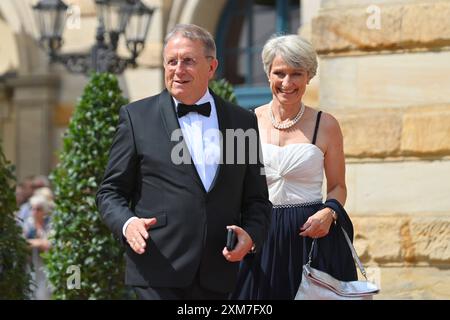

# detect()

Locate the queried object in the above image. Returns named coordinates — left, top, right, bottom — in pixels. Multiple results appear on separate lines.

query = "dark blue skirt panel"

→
left=232, top=203, right=357, bottom=300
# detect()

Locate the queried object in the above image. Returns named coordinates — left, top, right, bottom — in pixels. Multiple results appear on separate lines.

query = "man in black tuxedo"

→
left=96, top=24, right=271, bottom=300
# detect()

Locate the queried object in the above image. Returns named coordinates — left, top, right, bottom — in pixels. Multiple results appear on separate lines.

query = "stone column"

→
left=312, top=0, right=450, bottom=299
left=0, top=83, right=7, bottom=132
left=0, top=81, right=16, bottom=164
left=7, top=74, right=59, bottom=181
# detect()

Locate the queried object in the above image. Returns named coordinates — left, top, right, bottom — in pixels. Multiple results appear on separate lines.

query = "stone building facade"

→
left=314, top=0, right=450, bottom=299
left=0, top=0, right=449, bottom=299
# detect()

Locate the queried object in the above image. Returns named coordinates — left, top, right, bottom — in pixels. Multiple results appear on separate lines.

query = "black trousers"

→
left=134, top=271, right=229, bottom=300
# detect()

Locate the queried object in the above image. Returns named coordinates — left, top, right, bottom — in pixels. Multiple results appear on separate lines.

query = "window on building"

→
left=216, top=0, right=301, bottom=109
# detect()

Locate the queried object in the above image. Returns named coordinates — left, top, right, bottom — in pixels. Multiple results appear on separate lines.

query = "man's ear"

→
left=209, top=58, right=219, bottom=79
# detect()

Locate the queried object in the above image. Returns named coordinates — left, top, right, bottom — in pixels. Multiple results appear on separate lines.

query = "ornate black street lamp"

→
left=32, top=0, right=154, bottom=74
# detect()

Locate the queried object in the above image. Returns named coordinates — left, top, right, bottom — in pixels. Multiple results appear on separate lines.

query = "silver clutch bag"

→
left=295, top=227, right=379, bottom=300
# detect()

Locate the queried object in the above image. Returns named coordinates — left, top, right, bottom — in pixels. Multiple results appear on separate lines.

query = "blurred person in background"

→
left=16, top=175, right=51, bottom=226
left=24, top=194, right=53, bottom=299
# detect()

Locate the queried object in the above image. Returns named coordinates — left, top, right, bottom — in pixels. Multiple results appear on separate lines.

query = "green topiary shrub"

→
left=209, top=78, right=237, bottom=104
left=0, top=141, right=32, bottom=299
left=44, top=73, right=128, bottom=299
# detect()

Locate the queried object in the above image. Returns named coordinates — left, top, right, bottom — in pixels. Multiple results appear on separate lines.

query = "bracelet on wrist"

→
left=327, top=208, right=337, bottom=222
left=324, top=199, right=341, bottom=222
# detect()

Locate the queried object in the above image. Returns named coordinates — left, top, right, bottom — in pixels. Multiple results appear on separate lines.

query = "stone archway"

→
left=0, top=11, right=20, bottom=166
left=167, top=0, right=228, bottom=37
left=0, top=1, right=59, bottom=181
left=0, top=0, right=47, bottom=75
left=0, top=18, right=19, bottom=75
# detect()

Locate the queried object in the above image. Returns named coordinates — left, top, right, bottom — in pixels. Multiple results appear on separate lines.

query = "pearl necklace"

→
left=269, top=102, right=305, bottom=130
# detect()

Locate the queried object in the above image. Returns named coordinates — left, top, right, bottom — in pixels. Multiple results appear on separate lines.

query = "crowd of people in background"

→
left=15, top=175, right=54, bottom=300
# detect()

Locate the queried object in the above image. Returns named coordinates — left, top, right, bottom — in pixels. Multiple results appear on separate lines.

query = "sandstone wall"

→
left=313, top=0, right=450, bottom=299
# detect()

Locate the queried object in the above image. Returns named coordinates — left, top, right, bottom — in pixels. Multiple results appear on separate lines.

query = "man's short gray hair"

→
left=262, top=34, right=318, bottom=81
left=164, top=24, right=216, bottom=58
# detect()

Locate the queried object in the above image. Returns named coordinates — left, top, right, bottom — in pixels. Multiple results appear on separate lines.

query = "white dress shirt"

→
left=122, top=89, right=221, bottom=236
left=173, top=89, right=220, bottom=192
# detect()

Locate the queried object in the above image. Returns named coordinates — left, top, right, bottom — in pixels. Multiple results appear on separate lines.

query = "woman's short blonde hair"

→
left=29, top=195, right=52, bottom=214
left=262, top=34, right=318, bottom=81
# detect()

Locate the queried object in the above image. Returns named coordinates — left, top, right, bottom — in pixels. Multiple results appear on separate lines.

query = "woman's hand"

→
left=299, top=208, right=336, bottom=238
left=28, top=238, right=51, bottom=251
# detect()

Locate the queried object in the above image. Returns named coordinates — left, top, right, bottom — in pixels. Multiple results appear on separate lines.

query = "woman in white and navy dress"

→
left=232, top=35, right=357, bottom=300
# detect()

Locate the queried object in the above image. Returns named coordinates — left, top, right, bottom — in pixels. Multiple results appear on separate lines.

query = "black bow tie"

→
left=177, top=102, right=211, bottom=118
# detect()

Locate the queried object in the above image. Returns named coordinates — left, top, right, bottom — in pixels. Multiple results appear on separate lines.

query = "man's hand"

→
left=222, top=225, right=254, bottom=262
left=125, top=218, right=157, bottom=254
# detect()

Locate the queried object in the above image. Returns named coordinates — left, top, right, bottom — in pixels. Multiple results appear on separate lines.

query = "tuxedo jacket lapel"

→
left=159, top=89, right=180, bottom=141
left=158, top=90, right=205, bottom=192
